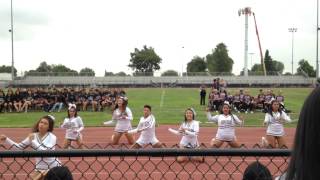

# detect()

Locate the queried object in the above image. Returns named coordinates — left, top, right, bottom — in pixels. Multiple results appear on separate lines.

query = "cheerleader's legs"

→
left=124, top=132, right=134, bottom=145
left=63, top=139, right=72, bottom=149
left=275, top=136, right=287, bottom=148
left=75, top=137, right=84, bottom=149
left=177, top=145, right=188, bottom=163
left=210, top=138, right=223, bottom=148
left=266, top=135, right=276, bottom=148
left=228, top=141, right=241, bottom=148
left=111, top=132, right=123, bottom=145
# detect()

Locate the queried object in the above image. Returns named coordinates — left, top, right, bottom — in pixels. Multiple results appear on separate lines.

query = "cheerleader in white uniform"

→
left=168, top=108, right=203, bottom=163
left=206, top=101, right=244, bottom=148
left=129, top=105, right=162, bottom=149
left=61, top=104, right=84, bottom=149
left=0, top=115, right=60, bottom=179
left=261, top=100, right=291, bottom=148
left=103, top=96, right=134, bottom=145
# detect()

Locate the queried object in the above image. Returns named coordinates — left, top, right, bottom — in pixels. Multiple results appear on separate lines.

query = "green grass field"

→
left=0, top=88, right=312, bottom=128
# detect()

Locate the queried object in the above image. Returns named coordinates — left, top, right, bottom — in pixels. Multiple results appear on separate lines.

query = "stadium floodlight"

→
left=9, top=0, right=15, bottom=81
left=238, top=7, right=252, bottom=77
left=288, top=27, right=297, bottom=76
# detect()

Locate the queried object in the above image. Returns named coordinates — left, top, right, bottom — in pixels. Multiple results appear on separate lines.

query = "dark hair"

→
left=144, top=105, right=151, bottom=111
left=243, top=161, right=272, bottom=180
left=219, top=103, right=231, bottom=115
left=113, top=96, right=128, bottom=111
left=286, top=88, right=320, bottom=180
left=67, top=107, right=78, bottom=118
left=267, top=100, right=282, bottom=116
left=32, top=115, right=54, bottom=132
left=184, top=108, right=195, bottom=122
left=44, top=166, right=73, bottom=180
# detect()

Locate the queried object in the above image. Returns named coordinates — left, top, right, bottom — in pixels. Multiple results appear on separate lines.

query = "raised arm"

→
left=207, top=112, right=219, bottom=123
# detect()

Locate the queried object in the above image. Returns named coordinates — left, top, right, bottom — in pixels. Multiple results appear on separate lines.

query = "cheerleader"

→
left=129, top=105, right=162, bottom=149
left=103, top=96, right=134, bottom=145
left=206, top=101, right=244, bottom=148
left=261, top=100, right=291, bottom=148
left=168, top=108, right=203, bottom=163
left=60, top=104, right=84, bottom=149
left=0, top=115, right=60, bottom=179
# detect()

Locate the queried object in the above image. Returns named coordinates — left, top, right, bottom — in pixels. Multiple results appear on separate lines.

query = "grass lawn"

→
left=0, top=88, right=312, bottom=128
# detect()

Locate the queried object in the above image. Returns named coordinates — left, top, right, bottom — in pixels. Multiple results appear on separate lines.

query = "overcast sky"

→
left=0, top=0, right=317, bottom=76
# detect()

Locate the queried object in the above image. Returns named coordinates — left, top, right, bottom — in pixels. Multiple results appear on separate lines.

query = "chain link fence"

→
left=0, top=144, right=290, bottom=180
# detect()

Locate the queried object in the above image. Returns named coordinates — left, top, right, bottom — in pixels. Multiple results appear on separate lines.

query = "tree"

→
left=187, top=56, right=207, bottom=75
left=104, top=70, right=114, bottom=76
left=161, top=70, right=179, bottom=76
left=51, top=64, right=78, bottom=76
left=296, top=59, right=316, bottom=77
left=36, top=61, right=52, bottom=74
left=206, top=43, right=233, bottom=75
left=264, top=50, right=273, bottom=75
left=115, top=71, right=128, bottom=76
left=0, top=65, right=17, bottom=76
left=26, top=62, right=78, bottom=76
left=250, top=64, right=264, bottom=75
left=128, top=45, right=162, bottom=76
left=79, top=67, right=95, bottom=76
left=272, top=61, right=284, bottom=74
left=263, top=50, right=284, bottom=75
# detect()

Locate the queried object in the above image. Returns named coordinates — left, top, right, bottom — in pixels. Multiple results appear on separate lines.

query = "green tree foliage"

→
left=51, top=64, right=78, bottom=76
left=128, top=45, right=162, bottom=76
left=36, top=61, right=52, bottom=73
left=250, top=64, right=264, bottom=75
left=263, top=50, right=284, bottom=75
left=104, top=70, right=114, bottom=76
left=187, top=56, right=207, bottom=74
left=206, top=43, right=233, bottom=75
left=0, top=65, right=17, bottom=76
left=264, top=50, right=273, bottom=74
left=161, top=70, right=179, bottom=76
left=296, top=59, right=316, bottom=77
left=26, top=61, right=78, bottom=76
left=79, top=67, right=95, bottom=76
left=272, top=61, right=284, bottom=74
left=115, top=71, right=128, bottom=76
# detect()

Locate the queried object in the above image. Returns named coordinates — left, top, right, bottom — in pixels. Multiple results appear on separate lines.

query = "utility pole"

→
left=238, top=7, right=252, bottom=77
left=288, top=27, right=297, bottom=75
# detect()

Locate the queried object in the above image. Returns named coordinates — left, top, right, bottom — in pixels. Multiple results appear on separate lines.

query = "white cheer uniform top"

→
left=5, top=132, right=60, bottom=170
left=179, top=120, right=199, bottom=148
left=264, top=111, right=291, bottom=136
left=135, top=114, right=159, bottom=144
left=207, top=113, right=242, bottom=141
left=61, top=116, right=84, bottom=140
left=113, top=107, right=133, bottom=132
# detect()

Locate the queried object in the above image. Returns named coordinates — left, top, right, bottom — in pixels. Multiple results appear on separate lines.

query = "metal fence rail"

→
left=0, top=149, right=290, bottom=180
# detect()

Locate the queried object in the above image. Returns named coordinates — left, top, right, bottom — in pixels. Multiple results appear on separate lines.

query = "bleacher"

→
left=10, top=75, right=315, bottom=87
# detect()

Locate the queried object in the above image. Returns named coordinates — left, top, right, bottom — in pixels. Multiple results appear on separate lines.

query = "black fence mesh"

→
left=0, top=146, right=290, bottom=180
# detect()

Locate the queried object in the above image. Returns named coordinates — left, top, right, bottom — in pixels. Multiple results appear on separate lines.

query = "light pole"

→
left=238, top=7, right=252, bottom=77
left=288, top=27, right=297, bottom=75
left=9, top=0, right=14, bottom=80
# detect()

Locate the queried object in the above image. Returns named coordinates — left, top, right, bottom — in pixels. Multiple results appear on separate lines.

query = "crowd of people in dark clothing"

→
left=201, top=78, right=289, bottom=114
left=0, top=87, right=126, bottom=113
